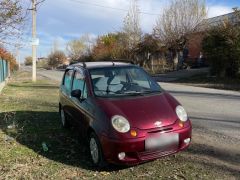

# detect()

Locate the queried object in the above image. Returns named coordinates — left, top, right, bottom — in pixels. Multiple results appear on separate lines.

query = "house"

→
left=187, top=11, right=240, bottom=62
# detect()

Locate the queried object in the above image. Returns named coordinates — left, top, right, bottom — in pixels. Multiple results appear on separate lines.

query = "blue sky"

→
left=18, top=0, right=240, bottom=62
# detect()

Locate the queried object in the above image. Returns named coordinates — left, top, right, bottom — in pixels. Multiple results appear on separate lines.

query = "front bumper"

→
left=100, top=124, right=192, bottom=165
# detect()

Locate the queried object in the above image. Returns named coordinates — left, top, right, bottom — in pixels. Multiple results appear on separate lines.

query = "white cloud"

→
left=207, top=5, right=233, bottom=18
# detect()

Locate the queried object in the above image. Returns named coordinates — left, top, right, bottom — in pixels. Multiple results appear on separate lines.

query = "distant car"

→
left=59, top=61, right=192, bottom=167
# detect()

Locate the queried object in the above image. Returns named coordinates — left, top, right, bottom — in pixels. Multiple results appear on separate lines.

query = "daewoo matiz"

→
left=59, top=61, right=192, bottom=167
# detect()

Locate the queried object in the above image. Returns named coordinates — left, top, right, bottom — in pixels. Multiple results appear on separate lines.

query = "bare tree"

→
left=0, top=0, right=26, bottom=45
left=66, top=34, right=95, bottom=61
left=66, top=39, right=86, bottom=61
left=123, top=0, right=142, bottom=59
left=153, top=0, right=207, bottom=50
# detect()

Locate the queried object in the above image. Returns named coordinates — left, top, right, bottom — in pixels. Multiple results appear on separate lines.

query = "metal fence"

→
left=0, top=59, right=9, bottom=83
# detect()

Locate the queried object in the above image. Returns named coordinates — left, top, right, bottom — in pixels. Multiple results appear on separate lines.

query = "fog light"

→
left=130, top=130, right=137, bottom=137
left=118, top=152, right=126, bottom=160
left=184, top=138, right=191, bottom=144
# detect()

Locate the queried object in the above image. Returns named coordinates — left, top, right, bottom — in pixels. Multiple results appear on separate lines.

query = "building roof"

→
left=206, top=11, right=240, bottom=26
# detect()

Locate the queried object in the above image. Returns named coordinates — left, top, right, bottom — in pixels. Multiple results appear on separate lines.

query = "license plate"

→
left=145, top=133, right=179, bottom=151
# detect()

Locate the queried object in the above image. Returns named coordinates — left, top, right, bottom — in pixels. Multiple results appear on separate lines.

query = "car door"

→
left=60, top=69, right=74, bottom=119
left=70, top=69, right=91, bottom=135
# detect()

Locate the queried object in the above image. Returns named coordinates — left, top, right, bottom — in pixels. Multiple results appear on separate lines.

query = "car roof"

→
left=67, top=61, right=135, bottom=70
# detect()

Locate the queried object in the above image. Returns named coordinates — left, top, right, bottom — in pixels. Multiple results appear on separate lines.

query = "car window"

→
left=90, top=66, right=161, bottom=97
left=72, top=71, right=88, bottom=99
left=63, top=69, right=74, bottom=92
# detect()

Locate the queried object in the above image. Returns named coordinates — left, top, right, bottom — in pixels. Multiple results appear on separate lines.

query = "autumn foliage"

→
left=0, top=47, right=18, bottom=71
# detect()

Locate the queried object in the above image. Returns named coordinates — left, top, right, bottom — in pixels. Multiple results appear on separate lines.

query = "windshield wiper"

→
left=140, top=90, right=161, bottom=94
left=123, top=91, right=144, bottom=96
left=94, top=89, right=118, bottom=94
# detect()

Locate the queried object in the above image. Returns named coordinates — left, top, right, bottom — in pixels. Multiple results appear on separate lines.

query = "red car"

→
left=59, top=62, right=192, bottom=167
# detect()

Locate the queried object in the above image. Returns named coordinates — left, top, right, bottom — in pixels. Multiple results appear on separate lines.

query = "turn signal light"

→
left=130, top=130, right=137, bottom=137
left=179, top=122, right=184, bottom=128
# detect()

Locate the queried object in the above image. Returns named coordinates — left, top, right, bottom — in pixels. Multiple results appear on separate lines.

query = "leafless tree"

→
left=66, top=34, right=95, bottom=61
left=0, top=0, right=26, bottom=45
left=122, top=0, right=142, bottom=58
left=153, top=0, right=207, bottom=50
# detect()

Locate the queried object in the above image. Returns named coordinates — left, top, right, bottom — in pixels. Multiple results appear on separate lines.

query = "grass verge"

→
left=0, top=71, right=239, bottom=179
left=174, top=73, right=240, bottom=91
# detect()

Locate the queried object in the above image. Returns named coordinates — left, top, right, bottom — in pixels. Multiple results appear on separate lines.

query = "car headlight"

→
left=176, top=105, right=188, bottom=122
left=111, top=115, right=130, bottom=133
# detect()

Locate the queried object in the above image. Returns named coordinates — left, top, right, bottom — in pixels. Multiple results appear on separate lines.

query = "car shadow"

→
left=0, top=111, right=127, bottom=172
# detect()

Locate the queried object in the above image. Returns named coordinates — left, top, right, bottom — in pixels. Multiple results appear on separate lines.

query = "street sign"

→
left=31, top=38, right=39, bottom=46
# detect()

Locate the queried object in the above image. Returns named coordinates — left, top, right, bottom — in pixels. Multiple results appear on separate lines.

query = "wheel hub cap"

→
left=90, top=138, right=99, bottom=164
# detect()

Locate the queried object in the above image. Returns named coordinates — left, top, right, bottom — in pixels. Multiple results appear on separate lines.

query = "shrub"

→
left=202, top=11, right=240, bottom=78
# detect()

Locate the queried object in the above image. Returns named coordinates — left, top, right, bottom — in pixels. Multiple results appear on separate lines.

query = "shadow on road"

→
left=187, top=143, right=240, bottom=166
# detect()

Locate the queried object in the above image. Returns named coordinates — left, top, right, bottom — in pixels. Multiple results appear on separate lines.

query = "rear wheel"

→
left=88, top=132, right=106, bottom=167
left=59, top=105, right=70, bottom=128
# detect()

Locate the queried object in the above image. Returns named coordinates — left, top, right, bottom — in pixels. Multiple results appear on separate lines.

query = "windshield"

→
left=90, top=66, right=162, bottom=97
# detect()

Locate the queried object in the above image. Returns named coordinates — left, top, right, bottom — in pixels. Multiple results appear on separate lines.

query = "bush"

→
left=202, top=12, right=240, bottom=78
left=0, top=47, right=18, bottom=71
left=24, top=56, right=32, bottom=66
left=48, top=51, right=66, bottom=68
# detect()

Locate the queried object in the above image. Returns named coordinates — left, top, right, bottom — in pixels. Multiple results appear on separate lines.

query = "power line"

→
left=69, top=0, right=160, bottom=16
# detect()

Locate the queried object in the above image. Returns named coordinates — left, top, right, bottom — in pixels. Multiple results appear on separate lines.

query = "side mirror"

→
left=71, top=89, right=81, bottom=99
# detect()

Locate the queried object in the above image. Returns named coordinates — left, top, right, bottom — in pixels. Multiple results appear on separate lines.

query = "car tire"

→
left=59, top=106, right=70, bottom=128
left=88, top=132, right=107, bottom=168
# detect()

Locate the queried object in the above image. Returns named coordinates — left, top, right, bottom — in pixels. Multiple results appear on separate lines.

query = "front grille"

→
left=137, top=149, right=177, bottom=161
left=148, top=127, right=173, bottom=134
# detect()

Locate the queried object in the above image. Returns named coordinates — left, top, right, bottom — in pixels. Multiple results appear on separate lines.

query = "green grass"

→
left=174, top=73, right=240, bottom=91
left=0, top=71, right=239, bottom=179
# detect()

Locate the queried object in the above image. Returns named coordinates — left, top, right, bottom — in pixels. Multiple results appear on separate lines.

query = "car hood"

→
left=95, top=92, right=179, bottom=130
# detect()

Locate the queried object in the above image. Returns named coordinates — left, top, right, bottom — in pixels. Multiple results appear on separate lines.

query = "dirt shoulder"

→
left=0, top=71, right=239, bottom=179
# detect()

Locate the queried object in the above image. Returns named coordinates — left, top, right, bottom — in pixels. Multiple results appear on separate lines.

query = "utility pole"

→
left=32, top=0, right=37, bottom=82
left=16, top=48, right=20, bottom=70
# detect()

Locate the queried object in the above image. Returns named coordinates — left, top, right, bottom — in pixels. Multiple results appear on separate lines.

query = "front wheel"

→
left=88, top=132, right=106, bottom=167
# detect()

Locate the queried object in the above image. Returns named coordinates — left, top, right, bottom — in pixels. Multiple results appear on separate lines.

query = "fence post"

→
left=7, top=61, right=10, bottom=77
left=0, top=59, right=3, bottom=82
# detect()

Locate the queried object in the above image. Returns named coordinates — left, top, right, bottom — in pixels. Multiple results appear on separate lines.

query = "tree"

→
left=66, top=34, right=95, bottom=61
left=91, top=33, right=127, bottom=61
left=0, top=0, right=26, bottom=45
left=202, top=9, right=240, bottom=78
left=0, top=46, right=18, bottom=71
left=153, top=0, right=206, bottom=51
left=135, top=34, right=160, bottom=66
left=24, top=56, right=32, bottom=66
left=48, top=50, right=66, bottom=68
left=122, top=0, right=142, bottom=60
